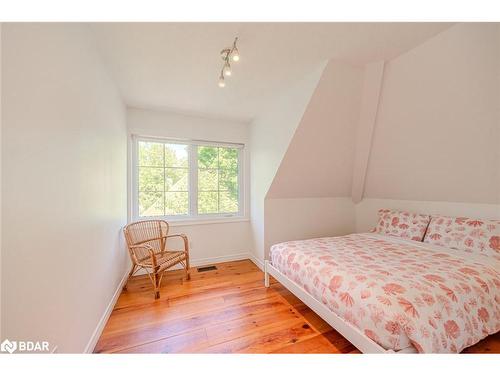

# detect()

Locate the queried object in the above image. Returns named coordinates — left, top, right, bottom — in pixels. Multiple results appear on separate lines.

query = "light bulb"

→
left=232, top=49, right=240, bottom=62
left=223, top=63, right=232, bottom=77
left=218, top=77, right=225, bottom=88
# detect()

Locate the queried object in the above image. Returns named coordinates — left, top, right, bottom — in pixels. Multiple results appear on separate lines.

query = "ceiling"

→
left=90, top=23, right=454, bottom=122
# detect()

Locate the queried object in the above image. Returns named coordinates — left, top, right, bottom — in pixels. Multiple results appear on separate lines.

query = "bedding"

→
left=423, top=215, right=500, bottom=257
left=374, top=209, right=430, bottom=242
left=270, top=233, right=500, bottom=353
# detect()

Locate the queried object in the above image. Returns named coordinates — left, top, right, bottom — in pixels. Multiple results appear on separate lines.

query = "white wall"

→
left=1, top=24, right=128, bottom=352
left=249, top=62, right=326, bottom=265
left=264, top=61, right=363, bottom=257
left=260, top=24, right=500, bottom=256
left=267, top=61, right=363, bottom=199
left=351, top=61, right=385, bottom=204
left=127, top=107, right=253, bottom=264
left=265, top=198, right=355, bottom=253
left=355, top=23, right=500, bottom=231
left=364, top=23, right=500, bottom=204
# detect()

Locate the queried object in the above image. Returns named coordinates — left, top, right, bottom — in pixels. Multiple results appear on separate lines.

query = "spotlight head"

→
left=232, top=49, right=240, bottom=62
left=218, top=76, right=225, bottom=88
left=223, top=63, right=232, bottom=77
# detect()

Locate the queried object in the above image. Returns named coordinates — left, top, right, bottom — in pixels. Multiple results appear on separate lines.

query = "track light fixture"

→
left=218, top=37, right=239, bottom=88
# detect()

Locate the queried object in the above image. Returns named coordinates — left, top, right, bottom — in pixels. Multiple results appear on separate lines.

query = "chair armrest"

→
left=166, top=234, right=189, bottom=254
left=129, top=244, right=157, bottom=267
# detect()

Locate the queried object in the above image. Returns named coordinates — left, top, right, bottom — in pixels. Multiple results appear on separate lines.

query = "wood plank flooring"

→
left=95, top=259, right=500, bottom=354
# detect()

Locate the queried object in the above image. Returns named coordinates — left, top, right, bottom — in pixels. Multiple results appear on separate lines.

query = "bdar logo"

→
left=1, top=339, right=17, bottom=354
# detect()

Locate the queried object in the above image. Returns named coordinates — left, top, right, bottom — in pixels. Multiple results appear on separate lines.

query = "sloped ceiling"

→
left=89, top=23, right=453, bottom=121
left=267, top=23, right=500, bottom=205
left=266, top=60, right=363, bottom=199
left=364, top=23, right=500, bottom=204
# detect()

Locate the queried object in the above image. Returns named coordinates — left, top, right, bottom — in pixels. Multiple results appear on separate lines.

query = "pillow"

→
left=374, top=209, right=431, bottom=241
left=423, top=215, right=500, bottom=256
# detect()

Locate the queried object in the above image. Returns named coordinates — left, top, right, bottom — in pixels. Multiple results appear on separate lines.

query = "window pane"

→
left=198, top=169, right=218, bottom=191
left=197, top=146, right=239, bottom=215
left=139, top=191, right=164, bottom=216
left=136, top=140, right=241, bottom=219
left=165, top=168, right=188, bottom=191
left=219, top=169, right=238, bottom=194
left=165, top=143, right=188, bottom=167
left=219, top=191, right=239, bottom=213
left=139, top=167, right=164, bottom=191
left=165, top=192, right=188, bottom=215
left=138, top=141, right=164, bottom=167
left=198, top=192, right=218, bottom=214
left=198, top=146, right=218, bottom=169
left=219, top=147, right=238, bottom=170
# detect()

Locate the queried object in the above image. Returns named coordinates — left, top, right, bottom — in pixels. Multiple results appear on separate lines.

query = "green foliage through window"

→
left=197, top=146, right=239, bottom=214
left=137, top=140, right=240, bottom=218
left=138, top=141, right=189, bottom=216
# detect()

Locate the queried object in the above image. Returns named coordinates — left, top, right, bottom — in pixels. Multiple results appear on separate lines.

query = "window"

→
left=132, top=136, right=243, bottom=221
left=137, top=141, right=189, bottom=216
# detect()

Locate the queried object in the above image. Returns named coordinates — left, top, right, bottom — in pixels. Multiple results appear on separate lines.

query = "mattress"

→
left=270, top=233, right=500, bottom=353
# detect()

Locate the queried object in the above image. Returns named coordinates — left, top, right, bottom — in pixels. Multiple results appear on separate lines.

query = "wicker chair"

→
left=123, top=220, right=190, bottom=299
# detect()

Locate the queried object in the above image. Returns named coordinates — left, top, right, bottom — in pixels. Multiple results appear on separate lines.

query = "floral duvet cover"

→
left=270, top=233, right=500, bottom=353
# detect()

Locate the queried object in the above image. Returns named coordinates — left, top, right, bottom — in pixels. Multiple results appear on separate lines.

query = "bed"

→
left=264, top=233, right=500, bottom=353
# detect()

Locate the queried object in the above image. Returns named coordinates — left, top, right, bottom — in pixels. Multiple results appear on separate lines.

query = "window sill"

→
left=133, top=216, right=250, bottom=227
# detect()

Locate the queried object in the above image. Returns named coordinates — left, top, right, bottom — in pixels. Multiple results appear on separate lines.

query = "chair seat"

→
left=142, top=251, right=186, bottom=271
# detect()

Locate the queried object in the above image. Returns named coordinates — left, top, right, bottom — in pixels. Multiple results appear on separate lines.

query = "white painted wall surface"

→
left=364, top=23, right=500, bottom=204
left=2, top=24, right=128, bottom=352
left=351, top=61, right=385, bottom=204
left=127, top=107, right=253, bottom=264
left=266, top=197, right=355, bottom=249
left=249, top=62, right=326, bottom=264
left=267, top=61, right=363, bottom=199
left=262, top=24, right=500, bottom=259
left=354, top=24, right=500, bottom=233
left=264, top=61, right=363, bottom=258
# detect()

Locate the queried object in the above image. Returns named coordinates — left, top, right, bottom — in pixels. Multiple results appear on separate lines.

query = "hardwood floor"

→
left=95, top=259, right=500, bottom=354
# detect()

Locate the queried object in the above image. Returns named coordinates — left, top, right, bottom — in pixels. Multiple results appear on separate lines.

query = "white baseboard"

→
left=189, top=252, right=252, bottom=267
left=248, top=253, right=264, bottom=271
left=84, top=268, right=129, bottom=354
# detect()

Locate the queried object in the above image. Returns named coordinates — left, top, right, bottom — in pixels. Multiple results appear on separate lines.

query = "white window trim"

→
left=130, top=134, right=246, bottom=224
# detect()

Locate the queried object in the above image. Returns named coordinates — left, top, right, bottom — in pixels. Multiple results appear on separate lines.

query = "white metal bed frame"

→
left=264, top=260, right=417, bottom=354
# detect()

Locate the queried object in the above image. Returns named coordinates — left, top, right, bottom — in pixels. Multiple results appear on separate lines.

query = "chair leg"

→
left=123, top=264, right=136, bottom=291
left=185, top=257, right=191, bottom=280
left=153, top=272, right=160, bottom=299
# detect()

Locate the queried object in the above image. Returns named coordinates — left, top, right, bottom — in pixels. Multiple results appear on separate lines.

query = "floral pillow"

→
left=374, top=209, right=431, bottom=241
left=423, top=215, right=500, bottom=256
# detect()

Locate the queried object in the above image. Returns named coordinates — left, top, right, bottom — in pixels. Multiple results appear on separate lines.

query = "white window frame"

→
left=131, top=135, right=245, bottom=224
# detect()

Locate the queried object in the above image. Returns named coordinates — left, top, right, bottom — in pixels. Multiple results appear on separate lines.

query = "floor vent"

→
left=197, top=265, right=217, bottom=272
